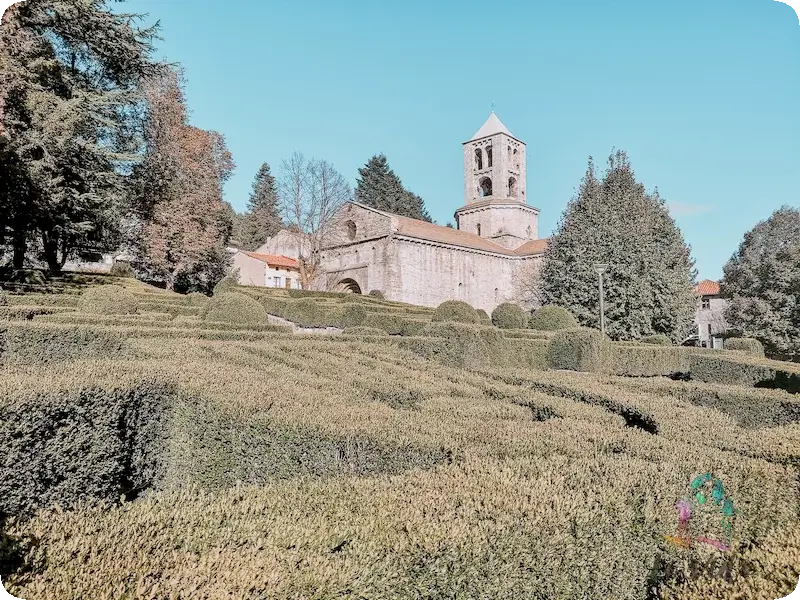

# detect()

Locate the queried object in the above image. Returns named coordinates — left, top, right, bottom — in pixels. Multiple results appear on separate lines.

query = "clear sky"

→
left=125, top=0, right=798, bottom=281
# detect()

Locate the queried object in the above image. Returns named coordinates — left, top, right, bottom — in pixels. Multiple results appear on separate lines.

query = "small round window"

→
left=346, top=220, right=357, bottom=240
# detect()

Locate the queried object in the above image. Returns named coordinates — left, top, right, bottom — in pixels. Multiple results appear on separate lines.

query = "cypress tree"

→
left=720, top=206, right=800, bottom=360
left=539, top=150, right=697, bottom=342
left=240, top=162, right=283, bottom=250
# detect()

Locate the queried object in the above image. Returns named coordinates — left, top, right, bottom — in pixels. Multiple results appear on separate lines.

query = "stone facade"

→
left=694, top=279, right=728, bottom=349
left=253, top=113, right=549, bottom=313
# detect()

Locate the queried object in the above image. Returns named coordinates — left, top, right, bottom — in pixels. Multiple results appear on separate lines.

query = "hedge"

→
left=529, top=305, right=578, bottom=331
left=476, top=309, right=491, bottom=323
left=343, top=326, right=390, bottom=337
left=689, top=353, right=800, bottom=394
left=724, top=337, right=765, bottom=357
left=640, top=334, right=671, bottom=346
left=0, top=322, right=129, bottom=364
left=202, top=292, right=268, bottom=326
left=0, top=377, right=178, bottom=518
left=547, top=328, right=610, bottom=372
left=184, top=291, right=210, bottom=307
left=431, top=300, right=479, bottom=324
left=337, top=304, right=368, bottom=329
left=212, top=274, right=238, bottom=296
left=367, top=290, right=385, bottom=300
left=605, top=344, right=691, bottom=377
left=491, top=302, right=527, bottom=329
left=78, top=285, right=139, bottom=315
left=0, top=291, right=7, bottom=307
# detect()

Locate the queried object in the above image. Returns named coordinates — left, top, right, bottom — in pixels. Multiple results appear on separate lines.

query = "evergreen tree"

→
left=0, top=0, right=158, bottom=270
left=239, top=162, right=283, bottom=250
left=720, top=206, right=800, bottom=361
left=354, top=154, right=432, bottom=222
left=539, top=151, right=696, bottom=342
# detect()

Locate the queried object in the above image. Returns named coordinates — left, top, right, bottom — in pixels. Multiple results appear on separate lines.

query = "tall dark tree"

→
left=354, top=154, right=432, bottom=222
left=539, top=151, right=697, bottom=342
left=0, top=0, right=158, bottom=271
left=239, top=162, right=283, bottom=250
left=720, top=206, right=800, bottom=361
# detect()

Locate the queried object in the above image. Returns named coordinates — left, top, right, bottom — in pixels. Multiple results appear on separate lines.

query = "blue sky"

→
left=125, top=0, right=798, bottom=281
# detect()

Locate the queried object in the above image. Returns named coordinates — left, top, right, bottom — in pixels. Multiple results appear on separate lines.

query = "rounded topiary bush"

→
left=529, top=305, right=578, bottom=331
left=184, top=291, right=210, bottom=307
left=640, top=334, right=671, bottom=346
left=202, top=291, right=267, bottom=325
left=546, top=327, right=610, bottom=372
left=337, top=304, right=368, bottom=329
left=491, top=302, right=527, bottom=330
left=724, top=337, right=765, bottom=356
left=476, top=308, right=491, bottom=323
left=368, top=290, right=385, bottom=300
left=213, top=274, right=238, bottom=296
left=342, top=326, right=389, bottom=336
left=432, top=300, right=479, bottom=324
left=78, top=285, right=138, bottom=315
left=109, top=261, right=134, bottom=278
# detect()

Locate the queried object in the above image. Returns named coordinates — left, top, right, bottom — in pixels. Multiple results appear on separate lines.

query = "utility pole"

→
left=594, top=264, right=608, bottom=336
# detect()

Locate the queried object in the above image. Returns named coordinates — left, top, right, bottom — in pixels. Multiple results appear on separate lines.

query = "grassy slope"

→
left=0, top=274, right=798, bottom=599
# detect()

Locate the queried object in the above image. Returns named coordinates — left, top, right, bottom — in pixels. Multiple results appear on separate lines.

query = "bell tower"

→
left=455, top=113, right=540, bottom=250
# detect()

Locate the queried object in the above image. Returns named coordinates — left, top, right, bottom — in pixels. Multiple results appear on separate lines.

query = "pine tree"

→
left=239, top=163, right=283, bottom=250
left=539, top=151, right=697, bottom=342
left=0, top=0, right=158, bottom=270
left=720, top=206, right=800, bottom=360
left=354, top=154, right=432, bottom=222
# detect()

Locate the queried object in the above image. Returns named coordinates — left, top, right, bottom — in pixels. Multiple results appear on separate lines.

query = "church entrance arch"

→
left=337, top=278, right=362, bottom=294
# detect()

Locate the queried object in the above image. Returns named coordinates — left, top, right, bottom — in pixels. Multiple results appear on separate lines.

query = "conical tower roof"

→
left=470, top=112, right=512, bottom=140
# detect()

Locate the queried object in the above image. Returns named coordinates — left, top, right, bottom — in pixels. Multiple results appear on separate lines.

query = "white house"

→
left=695, top=279, right=728, bottom=349
left=231, top=250, right=302, bottom=289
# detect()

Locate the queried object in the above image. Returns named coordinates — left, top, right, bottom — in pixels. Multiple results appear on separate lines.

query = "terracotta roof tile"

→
left=514, top=238, right=549, bottom=256
left=696, top=279, right=720, bottom=296
left=243, top=252, right=299, bottom=270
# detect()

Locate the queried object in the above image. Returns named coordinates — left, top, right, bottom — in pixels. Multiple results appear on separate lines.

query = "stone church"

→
left=253, top=113, right=548, bottom=313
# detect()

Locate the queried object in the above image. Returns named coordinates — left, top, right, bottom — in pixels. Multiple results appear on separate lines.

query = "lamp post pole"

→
left=594, top=264, right=608, bottom=336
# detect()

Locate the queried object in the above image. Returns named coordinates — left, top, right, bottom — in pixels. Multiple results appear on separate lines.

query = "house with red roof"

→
left=231, top=250, right=302, bottom=289
left=694, top=279, right=729, bottom=348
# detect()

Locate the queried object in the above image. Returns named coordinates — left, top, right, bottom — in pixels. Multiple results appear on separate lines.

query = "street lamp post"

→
left=594, top=264, right=608, bottom=336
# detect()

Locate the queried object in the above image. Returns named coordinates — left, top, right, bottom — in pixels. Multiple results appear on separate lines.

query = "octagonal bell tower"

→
left=455, top=112, right=540, bottom=250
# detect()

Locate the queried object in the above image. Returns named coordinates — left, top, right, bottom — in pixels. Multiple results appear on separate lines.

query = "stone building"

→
left=694, top=279, right=728, bottom=348
left=231, top=250, right=302, bottom=289
left=253, top=113, right=549, bottom=313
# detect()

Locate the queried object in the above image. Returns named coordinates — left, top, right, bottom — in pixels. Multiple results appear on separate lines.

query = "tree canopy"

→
left=720, top=206, right=800, bottom=361
left=237, top=162, right=283, bottom=250
left=354, top=154, right=432, bottom=222
left=539, top=151, right=697, bottom=342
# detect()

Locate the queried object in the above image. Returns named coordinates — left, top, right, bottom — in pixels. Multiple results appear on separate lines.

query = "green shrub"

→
left=362, top=312, right=407, bottom=335
left=689, top=353, right=800, bottom=393
left=724, top=337, right=765, bottom=356
left=431, top=300, right=479, bottom=324
left=399, top=319, right=427, bottom=337
left=0, top=291, right=7, bottom=307
left=0, top=377, right=177, bottom=518
left=529, top=305, right=578, bottom=331
left=368, top=290, right=385, bottom=300
left=476, top=308, right=491, bottom=323
left=337, top=305, right=368, bottom=329
left=491, top=302, right=527, bottom=329
left=406, top=322, right=504, bottom=369
left=213, top=273, right=238, bottom=296
left=606, top=344, right=690, bottom=376
left=0, top=323, right=128, bottom=364
left=282, top=298, right=326, bottom=327
left=109, top=261, right=134, bottom=278
left=202, top=292, right=267, bottom=326
left=184, top=291, right=210, bottom=307
left=77, top=285, right=138, bottom=315
left=546, top=328, right=610, bottom=372
left=342, top=326, right=390, bottom=336
left=640, top=334, right=671, bottom=345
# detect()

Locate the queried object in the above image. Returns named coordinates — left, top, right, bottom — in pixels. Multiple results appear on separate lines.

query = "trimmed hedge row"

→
left=202, top=292, right=268, bottom=326
left=0, top=322, right=129, bottom=364
left=342, top=326, right=390, bottom=337
left=547, top=328, right=609, bottom=372
left=640, top=334, right=672, bottom=346
left=605, top=344, right=691, bottom=377
left=78, top=285, right=139, bottom=315
left=724, top=337, right=765, bottom=356
left=0, top=377, right=178, bottom=518
left=689, top=353, right=800, bottom=393
left=0, top=305, right=75, bottom=321
left=4, top=293, right=79, bottom=307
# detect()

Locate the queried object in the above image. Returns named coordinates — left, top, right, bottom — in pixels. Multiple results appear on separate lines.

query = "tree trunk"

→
left=42, top=231, right=62, bottom=272
left=12, top=231, right=26, bottom=269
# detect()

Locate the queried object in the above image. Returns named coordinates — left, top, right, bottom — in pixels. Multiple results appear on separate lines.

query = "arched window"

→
left=508, top=177, right=517, bottom=198
left=477, top=223, right=482, bottom=236
left=513, top=148, right=519, bottom=170
left=526, top=225, right=532, bottom=238
left=479, top=177, right=492, bottom=197
left=346, top=220, right=356, bottom=240
left=474, top=148, right=483, bottom=171
left=486, top=146, right=493, bottom=168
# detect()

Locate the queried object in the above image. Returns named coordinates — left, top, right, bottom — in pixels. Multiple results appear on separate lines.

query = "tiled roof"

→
left=696, top=279, right=720, bottom=296
left=393, top=215, right=547, bottom=256
left=243, top=252, right=299, bottom=270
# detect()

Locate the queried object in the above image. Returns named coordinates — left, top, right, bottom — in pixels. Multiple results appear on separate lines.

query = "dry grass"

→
left=0, top=276, right=798, bottom=599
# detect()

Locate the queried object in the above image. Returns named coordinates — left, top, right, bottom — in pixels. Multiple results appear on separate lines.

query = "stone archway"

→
left=337, top=278, right=362, bottom=294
